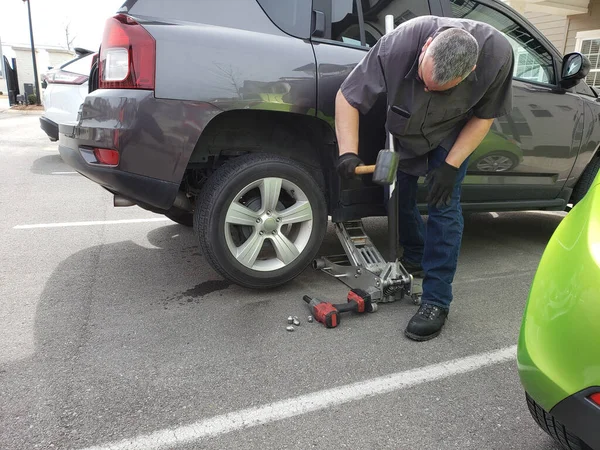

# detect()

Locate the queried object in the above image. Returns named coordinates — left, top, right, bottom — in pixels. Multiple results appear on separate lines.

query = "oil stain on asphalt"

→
left=163, top=279, right=232, bottom=306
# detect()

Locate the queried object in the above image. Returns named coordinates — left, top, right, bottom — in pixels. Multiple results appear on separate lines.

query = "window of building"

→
left=576, top=30, right=600, bottom=90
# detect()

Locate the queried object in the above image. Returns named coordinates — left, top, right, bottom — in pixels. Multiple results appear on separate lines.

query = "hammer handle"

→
left=355, top=165, right=376, bottom=175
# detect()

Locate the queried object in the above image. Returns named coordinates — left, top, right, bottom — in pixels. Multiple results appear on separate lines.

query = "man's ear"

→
left=422, top=37, right=433, bottom=52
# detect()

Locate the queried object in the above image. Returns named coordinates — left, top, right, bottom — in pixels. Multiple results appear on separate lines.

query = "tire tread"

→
left=525, top=394, right=589, bottom=450
left=572, top=156, right=600, bottom=205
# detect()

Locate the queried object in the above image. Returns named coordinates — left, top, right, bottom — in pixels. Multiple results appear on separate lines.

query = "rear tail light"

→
left=590, top=393, right=600, bottom=406
left=99, top=14, right=155, bottom=90
left=46, top=70, right=89, bottom=85
left=93, top=148, right=120, bottom=166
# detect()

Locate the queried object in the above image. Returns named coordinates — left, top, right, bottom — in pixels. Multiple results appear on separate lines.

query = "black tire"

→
left=571, top=157, right=600, bottom=206
left=165, top=207, right=193, bottom=227
left=195, top=153, right=327, bottom=289
left=469, top=151, right=519, bottom=172
left=526, top=394, right=590, bottom=450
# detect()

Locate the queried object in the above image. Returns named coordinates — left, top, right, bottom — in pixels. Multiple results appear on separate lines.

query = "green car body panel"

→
left=517, top=169, right=600, bottom=412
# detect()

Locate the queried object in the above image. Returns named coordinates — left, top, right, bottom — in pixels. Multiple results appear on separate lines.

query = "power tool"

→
left=303, top=295, right=339, bottom=328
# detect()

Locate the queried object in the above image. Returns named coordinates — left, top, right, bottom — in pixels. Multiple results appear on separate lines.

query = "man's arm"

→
left=446, top=48, right=515, bottom=168
left=335, top=89, right=360, bottom=156
left=427, top=115, right=494, bottom=207
left=335, top=37, right=387, bottom=157
left=445, top=116, right=494, bottom=168
left=334, top=37, right=387, bottom=178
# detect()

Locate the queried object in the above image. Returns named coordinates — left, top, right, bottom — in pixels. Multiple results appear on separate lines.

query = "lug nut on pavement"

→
left=286, top=326, right=295, bottom=332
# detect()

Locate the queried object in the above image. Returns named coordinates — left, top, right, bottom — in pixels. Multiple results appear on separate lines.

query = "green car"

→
left=518, top=168, right=600, bottom=450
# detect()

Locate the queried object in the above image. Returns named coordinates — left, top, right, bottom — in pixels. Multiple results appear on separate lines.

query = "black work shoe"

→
left=405, top=303, right=448, bottom=341
left=400, top=258, right=425, bottom=278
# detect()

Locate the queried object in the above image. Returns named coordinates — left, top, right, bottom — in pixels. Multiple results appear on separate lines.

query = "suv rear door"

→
left=311, top=0, right=434, bottom=220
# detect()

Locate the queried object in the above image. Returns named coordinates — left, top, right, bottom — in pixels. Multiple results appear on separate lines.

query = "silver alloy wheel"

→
left=476, top=155, right=515, bottom=172
left=224, top=177, right=313, bottom=271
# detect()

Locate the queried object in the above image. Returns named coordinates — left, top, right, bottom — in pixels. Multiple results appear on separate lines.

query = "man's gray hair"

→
left=428, top=28, right=479, bottom=85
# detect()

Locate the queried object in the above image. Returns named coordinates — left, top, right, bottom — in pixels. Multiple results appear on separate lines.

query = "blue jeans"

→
left=397, top=145, right=469, bottom=310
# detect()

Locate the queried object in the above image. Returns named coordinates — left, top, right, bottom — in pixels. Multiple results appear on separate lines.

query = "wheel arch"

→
left=181, top=109, right=338, bottom=208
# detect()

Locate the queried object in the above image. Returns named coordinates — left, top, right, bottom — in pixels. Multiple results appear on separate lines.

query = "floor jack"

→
left=312, top=15, right=423, bottom=308
left=312, top=221, right=422, bottom=305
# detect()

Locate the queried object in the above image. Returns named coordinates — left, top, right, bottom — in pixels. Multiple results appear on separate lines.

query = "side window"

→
left=257, top=0, right=312, bottom=39
left=331, top=0, right=430, bottom=47
left=361, top=0, right=430, bottom=40
left=331, top=0, right=363, bottom=46
left=449, top=0, right=555, bottom=85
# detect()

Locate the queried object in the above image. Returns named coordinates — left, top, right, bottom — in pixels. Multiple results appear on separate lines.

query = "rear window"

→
left=61, top=54, right=95, bottom=75
left=257, top=0, right=311, bottom=39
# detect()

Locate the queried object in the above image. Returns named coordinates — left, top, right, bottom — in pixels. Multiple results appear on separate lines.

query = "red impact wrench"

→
left=333, top=289, right=378, bottom=314
left=303, top=295, right=339, bottom=328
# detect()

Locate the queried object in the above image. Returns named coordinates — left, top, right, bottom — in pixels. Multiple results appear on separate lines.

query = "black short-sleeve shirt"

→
left=340, top=15, right=514, bottom=176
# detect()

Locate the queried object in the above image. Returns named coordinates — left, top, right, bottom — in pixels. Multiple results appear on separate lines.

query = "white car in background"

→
left=40, top=49, right=96, bottom=141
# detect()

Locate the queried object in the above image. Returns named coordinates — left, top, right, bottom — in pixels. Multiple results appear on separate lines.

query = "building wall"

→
left=523, top=0, right=600, bottom=55
left=13, top=49, right=41, bottom=98
left=523, top=11, right=568, bottom=53
left=11, top=48, right=73, bottom=100
left=565, top=0, right=600, bottom=52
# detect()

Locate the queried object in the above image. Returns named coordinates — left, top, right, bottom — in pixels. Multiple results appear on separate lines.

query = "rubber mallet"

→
left=354, top=149, right=399, bottom=185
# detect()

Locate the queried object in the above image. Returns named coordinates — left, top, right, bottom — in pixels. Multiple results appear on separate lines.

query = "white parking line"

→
left=490, top=212, right=499, bottom=218
left=13, top=218, right=171, bottom=229
left=79, top=345, right=516, bottom=450
left=51, top=171, right=78, bottom=175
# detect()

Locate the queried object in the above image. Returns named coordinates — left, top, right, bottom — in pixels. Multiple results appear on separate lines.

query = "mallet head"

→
left=372, top=149, right=399, bottom=185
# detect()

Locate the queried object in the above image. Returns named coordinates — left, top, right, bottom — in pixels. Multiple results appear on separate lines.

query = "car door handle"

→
left=312, top=10, right=326, bottom=38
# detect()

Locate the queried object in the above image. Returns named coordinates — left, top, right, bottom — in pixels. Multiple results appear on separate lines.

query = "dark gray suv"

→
left=59, top=0, right=600, bottom=288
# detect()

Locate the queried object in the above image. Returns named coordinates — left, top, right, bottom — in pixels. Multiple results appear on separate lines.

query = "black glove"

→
left=426, top=162, right=459, bottom=208
left=337, top=153, right=364, bottom=179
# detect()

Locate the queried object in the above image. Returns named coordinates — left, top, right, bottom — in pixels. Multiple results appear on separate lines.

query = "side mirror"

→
left=560, top=52, right=591, bottom=89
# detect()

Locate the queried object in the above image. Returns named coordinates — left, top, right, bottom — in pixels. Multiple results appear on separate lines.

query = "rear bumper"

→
left=550, top=388, right=600, bottom=449
left=56, top=88, right=221, bottom=210
left=39, top=116, right=58, bottom=141
left=58, top=138, right=179, bottom=211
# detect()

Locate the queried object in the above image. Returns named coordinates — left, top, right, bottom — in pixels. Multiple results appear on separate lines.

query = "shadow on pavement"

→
left=0, top=212, right=566, bottom=449
left=30, top=154, right=69, bottom=176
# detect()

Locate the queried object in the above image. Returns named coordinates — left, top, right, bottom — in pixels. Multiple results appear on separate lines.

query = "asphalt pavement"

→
left=0, top=114, right=564, bottom=450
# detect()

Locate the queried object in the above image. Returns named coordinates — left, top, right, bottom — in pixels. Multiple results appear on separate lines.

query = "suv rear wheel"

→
left=195, top=153, right=327, bottom=288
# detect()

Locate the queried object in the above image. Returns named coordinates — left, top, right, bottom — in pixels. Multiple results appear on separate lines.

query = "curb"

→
left=0, top=109, right=43, bottom=116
